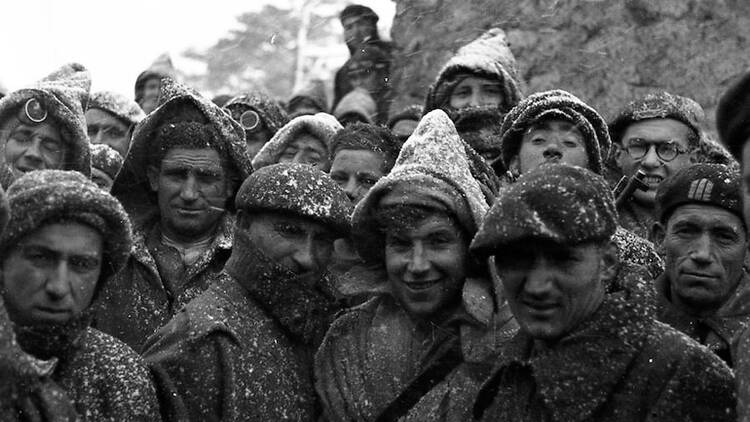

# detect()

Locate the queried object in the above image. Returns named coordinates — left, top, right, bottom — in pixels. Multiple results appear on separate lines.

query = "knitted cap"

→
left=0, top=170, right=132, bottom=280
left=339, top=4, right=379, bottom=23
left=288, top=79, right=328, bottom=115
left=224, top=91, right=290, bottom=136
left=716, top=71, right=750, bottom=160
left=134, top=53, right=176, bottom=103
left=424, top=28, right=524, bottom=114
left=0, top=63, right=92, bottom=186
left=333, top=88, right=377, bottom=124
left=235, top=163, right=352, bottom=236
left=655, top=163, right=742, bottom=225
left=500, top=89, right=611, bottom=175
left=90, top=143, right=124, bottom=180
left=609, top=91, right=704, bottom=147
left=353, top=109, right=489, bottom=263
left=88, top=91, right=145, bottom=127
left=471, top=163, right=617, bottom=257
left=251, top=112, right=343, bottom=170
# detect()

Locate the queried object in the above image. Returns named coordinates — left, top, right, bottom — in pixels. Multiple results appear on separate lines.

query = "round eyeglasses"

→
left=621, top=138, right=688, bottom=162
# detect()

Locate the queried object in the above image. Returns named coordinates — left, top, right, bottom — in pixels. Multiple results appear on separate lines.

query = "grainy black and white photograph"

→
left=0, top=0, right=749, bottom=420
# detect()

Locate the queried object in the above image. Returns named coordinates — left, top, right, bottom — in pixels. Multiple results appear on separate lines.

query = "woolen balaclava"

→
left=224, top=91, right=290, bottom=137
left=499, top=89, right=611, bottom=175
left=424, top=28, right=524, bottom=114
left=88, top=91, right=145, bottom=128
left=655, top=163, right=742, bottom=226
left=0, top=63, right=92, bottom=187
left=471, top=163, right=618, bottom=258
left=251, top=113, right=343, bottom=171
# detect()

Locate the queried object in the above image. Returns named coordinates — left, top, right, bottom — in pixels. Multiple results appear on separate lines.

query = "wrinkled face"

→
left=495, top=240, right=612, bottom=344
left=512, top=119, right=588, bottom=174
left=91, top=167, right=114, bottom=191
left=615, top=119, right=695, bottom=207
left=244, top=212, right=336, bottom=280
left=3, top=121, right=65, bottom=178
left=448, top=76, right=504, bottom=110
left=656, top=204, right=747, bottom=315
left=85, top=108, right=131, bottom=157
left=140, top=78, right=161, bottom=114
left=2, top=223, right=103, bottom=326
left=385, top=213, right=467, bottom=322
left=329, top=149, right=385, bottom=204
left=743, top=142, right=750, bottom=229
left=342, top=16, right=376, bottom=48
left=148, top=148, right=232, bottom=242
left=279, top=133, right=330, bottom=171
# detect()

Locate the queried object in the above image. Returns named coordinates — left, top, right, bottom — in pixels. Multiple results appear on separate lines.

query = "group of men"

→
left=3, top=3, right=750, bottom=421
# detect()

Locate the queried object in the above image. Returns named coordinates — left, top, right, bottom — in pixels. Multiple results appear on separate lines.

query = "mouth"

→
left=33, top=306, right=72, bottom=320
left=641, top=174, right=664, bottom=189
left=522, top=300, right=560, bottom=315
left=681, top=271, right=718, bottom=282
left=174, top=207, right=205, bottom=215
left=402, top=279, right=441, bottom=291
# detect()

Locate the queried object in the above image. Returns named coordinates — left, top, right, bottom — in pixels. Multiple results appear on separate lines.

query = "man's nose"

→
left=45, top=261, right=71, bottom=300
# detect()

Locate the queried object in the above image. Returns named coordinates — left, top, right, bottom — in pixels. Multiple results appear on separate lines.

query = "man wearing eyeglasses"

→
left=223, top=92, right=289, bottom=160
left=609, top=92, right=706, bottom=240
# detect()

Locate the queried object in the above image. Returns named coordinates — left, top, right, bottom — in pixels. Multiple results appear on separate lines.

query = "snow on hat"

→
left=288, top=79, right=328, bottom=115
left=333, top=87, right=377, bottom=124
left=0, top=63, right=92, bottom=187
left=424, top=28, right=524, bottom=114
left=609, top=91, right=704, bottom=147
left=339, top=4, right=379, bottom=23
left=117, top=77, right=252, bottom=194
left=352, top=109, right=489, bottom=264
left=251, top=112, right=343, bottom=170
left=134, top=53, right=176, bottom=103
left=88, top=91, right=145, bottom=127
left=717, top=72, right=750, bottom=160
left=499, top=89, right=611, bottom=175
left=224, top=91, right=290, bottom=136
left=655, top=163, right=742, bottom=226
left=90, top=143, right=124, bottom=181
left=235, top=163, right=352, bottom=236
left=0, top=170, right=132, bottom=281
left=471, top=163, right=617, bottom=258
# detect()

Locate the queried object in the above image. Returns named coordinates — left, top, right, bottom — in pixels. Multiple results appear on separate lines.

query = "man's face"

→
left=495, top=240, right=614, bottom=345
left=655, top=204, right=747, bottom=315
left=2, top=222, right=103, bottom=326
left=278, top=133, right=330, bottom=171
left=85, top=108, right=131, bottom=157
left=615, top=118, right=695, bottom=207
left=448, top=76, right=504, bottom=110
left=3, top=121, right=65, bottom=179
left=244, top=211, right=336, bottom=280
left=148, top=148, right=233, bottom=242
left=329, top=149, right=385, bottom=204
left=385, top=213, right=467, bottom=322
left=511, top=119, right=588, bottom=174
left=342, top=16, right=376, bottom=49
left=348, top=66, right=385, bottom=96
left=139, top=78, right=161, bottom=114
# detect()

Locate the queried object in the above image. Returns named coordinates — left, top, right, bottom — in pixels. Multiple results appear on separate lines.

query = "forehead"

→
left=289, top=133, right=325, bottom=151
left=668, top=203, right=744, bottom=230
left=21, top=222, right=103, bottom=254
left=388, top=212, right=461, bottom=236
left=454, top=75, right=501, bottom=89
left=621, top=118, right=692, bottom=144
left=85, top=108, right=128, bottom=129
left=161, top=147, right=223, bottom=168
left=14, top=122, right=62, bottom=141
left=331, top=148, right=384, bottom=170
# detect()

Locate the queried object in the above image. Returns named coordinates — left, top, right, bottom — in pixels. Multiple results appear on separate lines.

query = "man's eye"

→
left=22, top=248, right=54, bottom=266
left=330, top=173, right=347, bottom=183
left=11, top=132, right=31, bottom=144
left=103, top=127, right=125, bottom=138
left=275, top=223, right=302, bottom=237
left=530, top=136, right=546, bottom=145
left=386, top=236, right=410, bottom=249
left=41, top=140, right=62, bottom=154
left=562, top=140, right=580, bottom=148
left=359, top=176, right=378, bottom=187
left=70, top=257, right=100, bottom=272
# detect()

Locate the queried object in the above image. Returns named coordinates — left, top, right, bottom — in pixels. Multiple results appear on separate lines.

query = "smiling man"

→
left=93, top=78, right=252, bottom=351
left=471, top=163, right=736, bottom=422
left=652, top=163, right=750, bottom=366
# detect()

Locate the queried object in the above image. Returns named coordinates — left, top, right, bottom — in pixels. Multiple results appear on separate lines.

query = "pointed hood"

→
left=424, top=28, right=524, bottom=114
left=0, top=63, right=92, bottom=187
left=134, top=53, right=177, bottom=103
left=352, top=109, right=489, bottom=264
left=333, top=88, right=377, bottom=124
left=251, top=112, right=343, bottom=171
left=224, top=91, right=290, bottom=136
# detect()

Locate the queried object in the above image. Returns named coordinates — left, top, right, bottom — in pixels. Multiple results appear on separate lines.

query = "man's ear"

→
left=146, top=165, right=159, bottom=192
left=599, top=240, right=619, bottom=284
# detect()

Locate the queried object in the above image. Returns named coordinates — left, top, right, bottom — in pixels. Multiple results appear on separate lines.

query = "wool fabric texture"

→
left=235, top=162, right=352, bottom=236
left=609, top=91, right=704, bottom=146
left=424, top=28, right=524, bottom=114
left=333, top=88, right=377, bottom=124
left=716, top=71, right=750, bottom=159
left=90, top=143, right=124, bottom=180
left=0, top=170, right=132, bottom=278
left=88, top=90, right=145, bottom=127
left=0, top=63, right=92, bottom=183
left=655, top=163, right=742, bottom=224
left=251, top=112, right=343, bottom=170
left=224, top=91, right=290, bottom=136
left=499, top=89, right=611, bottom=175
left=471, top=163, right=617, bottom=258
left=288, top=79, right=329, bottom=115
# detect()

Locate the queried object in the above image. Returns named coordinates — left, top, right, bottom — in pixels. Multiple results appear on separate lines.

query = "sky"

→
left=0, top=0, right=395, bottom=97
